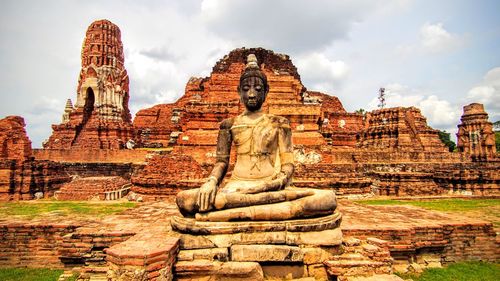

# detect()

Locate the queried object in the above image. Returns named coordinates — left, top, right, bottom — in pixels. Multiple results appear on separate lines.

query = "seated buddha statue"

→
left=176, top=54, right=337, bottom=222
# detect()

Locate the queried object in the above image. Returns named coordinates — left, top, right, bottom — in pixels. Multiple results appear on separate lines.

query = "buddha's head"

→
left=238, top=54, right=269, bottom=112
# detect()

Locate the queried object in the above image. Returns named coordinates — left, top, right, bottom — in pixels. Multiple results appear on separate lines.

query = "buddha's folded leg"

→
left=196, top=188, right=337, bottom=222
left=214, top=189, right=314, bottom=209
left=176, top=188, right=199, bottom=216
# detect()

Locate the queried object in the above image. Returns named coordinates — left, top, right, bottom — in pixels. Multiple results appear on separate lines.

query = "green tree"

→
left=355, top=108, right=366, bottom=115
left=438, top=130, right=456, bottom=152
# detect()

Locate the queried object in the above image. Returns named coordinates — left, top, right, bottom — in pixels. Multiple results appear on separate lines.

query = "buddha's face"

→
left=238, top=76, right=268, bottom=112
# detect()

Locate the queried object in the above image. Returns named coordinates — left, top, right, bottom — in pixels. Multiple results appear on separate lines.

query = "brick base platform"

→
left=340, top=200, right=499, bottom=271
left=0, top=199, right=497, bottom=280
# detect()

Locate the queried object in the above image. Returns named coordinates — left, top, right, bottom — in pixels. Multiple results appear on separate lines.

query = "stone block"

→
left=231, top=244, right=303, bottom=262
left=261, top=264, right=307, bottom=279
left=177, top=233, right=216, bottom=249
left=343, top=237, right=361, bottom=247
left=175, top=260, right=264, bottom=281
left=287, top=227, right=342, bottom=246
left=177, top=247, right=229, bottom=261
left=301, top=246, right=343, bottom=264
left=307, top=263, right=329, bottom=280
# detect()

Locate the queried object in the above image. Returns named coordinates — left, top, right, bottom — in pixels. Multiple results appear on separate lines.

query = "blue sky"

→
left=1, top=0, right=499, bottom=147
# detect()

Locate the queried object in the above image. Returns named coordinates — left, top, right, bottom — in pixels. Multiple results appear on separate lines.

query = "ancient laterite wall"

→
left=33, top=149, right=150, bottom=164
left=343, top=221, right=499, bottom=264
left=55, top=176, right=129, bottom=200
left=0, top=159, right=70, bottom=201
left=61, top=162, right=136, bottom=179
left=59, top=230, right=135, bottom=267
left=0, top=223, right=80, bottom=268
left=131, top=153, right=208, bottom=200
left=0, top=222, right=135, bottom=269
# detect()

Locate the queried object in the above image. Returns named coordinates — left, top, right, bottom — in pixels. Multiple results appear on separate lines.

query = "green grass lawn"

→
left=355, top=198, right=500, bottom=212
left=0, top=268, right=73, bottom=281
left=396, top=261, right=500, bottom=281
left=0, top=200, right=137, bottom=219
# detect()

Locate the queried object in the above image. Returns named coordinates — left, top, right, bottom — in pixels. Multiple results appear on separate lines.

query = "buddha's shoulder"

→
left=219, top=117, right=235, bottom=129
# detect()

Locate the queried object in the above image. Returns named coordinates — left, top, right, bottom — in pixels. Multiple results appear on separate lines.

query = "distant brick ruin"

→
left=0, top=116, right=32, bottom=160
left=45, top=19, right=134, bottom=149
left=457, top=103, right=497, bottom=161
left=359, top=107, right=448, bottom=152
left=0, top=116, right=69, bottom=200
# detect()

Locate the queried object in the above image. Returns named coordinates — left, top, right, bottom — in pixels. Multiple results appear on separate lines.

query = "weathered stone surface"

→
left=202, top=231, right=287, bottom=248
left=175, top=233, right=216, bottom=250
left=457, top=103, right=497, bottom=161
left=176, top=228, right=343, bottom=250
left=45, top=19, right=134, bottom=149
left=307, top=263, right=329, bottom=280
left=106, top=236, right=179, bottom=281
left=302, top=246, right=344, bottom=264
left=287, top=227, right=343, bottom=246
left=261, top=264, right=307, bottom=279
left=171, top=211, right=342, bottom=235
left=231, top=244, right=303, bottom=262
left=177, top=247, right=229, bottom=261
left=175, top=260, right=264, bottom=281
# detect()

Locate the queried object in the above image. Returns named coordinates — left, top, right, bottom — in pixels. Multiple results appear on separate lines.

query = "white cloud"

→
left=295, top=53, right=349, bottom=93
left=200, top=0, right=407, bottom=54
left=396, top=22, right=464, bottom=55
left=367, top=83, right=460, bottom=133
left=466, top=67, right=500, bottom=121
left=420, top=22, right=463, bottom=53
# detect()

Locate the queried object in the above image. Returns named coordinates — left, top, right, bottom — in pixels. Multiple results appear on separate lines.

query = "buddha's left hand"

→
left=197, top=181, right=217, bottom=212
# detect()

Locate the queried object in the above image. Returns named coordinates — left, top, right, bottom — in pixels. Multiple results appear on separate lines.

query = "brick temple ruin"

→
left=44, top=19, right=134, bottom=150
left=0, top=19, right=499, bottom=280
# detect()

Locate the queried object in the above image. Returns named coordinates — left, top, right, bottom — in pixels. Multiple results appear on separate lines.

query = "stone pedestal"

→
left=106, top=237, right=179, bottom=281
left=171, top=212, right=343, bottom=280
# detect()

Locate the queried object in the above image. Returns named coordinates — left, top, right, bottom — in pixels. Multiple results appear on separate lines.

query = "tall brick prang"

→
left=45, top=19, right=134, bottom=149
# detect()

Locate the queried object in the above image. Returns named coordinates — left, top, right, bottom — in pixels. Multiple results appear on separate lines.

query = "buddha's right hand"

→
left=197, top=181, right=217, bottom=212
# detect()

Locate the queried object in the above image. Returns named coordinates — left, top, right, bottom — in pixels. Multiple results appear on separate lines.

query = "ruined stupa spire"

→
left=62, top=99, right=74, bottom=123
